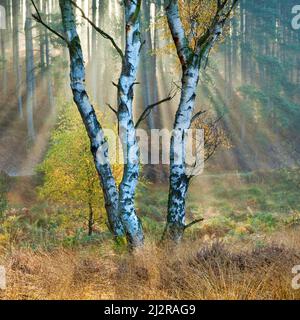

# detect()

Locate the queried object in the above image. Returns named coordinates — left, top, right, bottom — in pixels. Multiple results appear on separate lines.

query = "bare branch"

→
left=112, top=81, right=119, bottom=88
left=225, top=0, right=239, bottom=19
left=185, top=218, right=204, bottom=230
left=203, top=114, right=225, bottom=162
left=191, top=110, right=207, bottom=125
left=187, top=113, right=226, bottom=179
left=70, top=0, right=124, bottom=60
left=135, top=90, right=177, bottom=129
left=106, top=103, right=118, bottom=115
left=196, top=0, right=239, bottom=52
left=31, top=0, right=68, bottom=44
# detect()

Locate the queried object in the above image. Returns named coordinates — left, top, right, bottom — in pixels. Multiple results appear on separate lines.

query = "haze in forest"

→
left=0, top=0, right=299, bottom=177
left=0, top=0, right=300, bottom=301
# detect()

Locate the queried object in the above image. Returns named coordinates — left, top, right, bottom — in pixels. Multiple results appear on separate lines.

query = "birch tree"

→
left=65, top=0, right=176, bottom=247
left=57, top=0, right=126, bottom=240
left=30, top=0, right=126, bottom=240
left=163, top=0, right=238, bottom=242
left=66, top=0, right=145, bottom=247
left=31, top=0, right=148, bottom=247
left=116, top=0, right=144, bottom=247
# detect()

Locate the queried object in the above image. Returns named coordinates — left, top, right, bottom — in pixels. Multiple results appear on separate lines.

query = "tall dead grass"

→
left=0, top=229, right=300, bottom=300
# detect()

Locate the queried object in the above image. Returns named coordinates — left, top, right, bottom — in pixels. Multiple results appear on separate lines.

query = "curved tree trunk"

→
left=59, top=0, right=124, bottom=239
left=164, top=64, right=200, bottom=242
left=163, top=0, right=238, bottom=242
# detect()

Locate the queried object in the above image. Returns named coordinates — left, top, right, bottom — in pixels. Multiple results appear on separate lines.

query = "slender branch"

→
left=70, top=0, right=124, bottom=60
left=188, top=20, right=198, bottom=44
left=225, top=0, right=239, bottom=19
left=106, top=103, right=118, bottom=115
left=32, top=15, right=66, bottom=43
left=188, top=113, right=225, bottom=178
left=30, top=0, right=42, bottom=20
left=135, top=93, right=177, bottom=129
left=196, top=0, right=238, bottom=51
left=31, top=0, right=68, bottom=44
left=191, top=110, right=207, bottom=125
left=185, top=218, right=204, bottom=230
left=112, top=81, right=119, bottom=88
left=205, top=143, right=220, bottom=162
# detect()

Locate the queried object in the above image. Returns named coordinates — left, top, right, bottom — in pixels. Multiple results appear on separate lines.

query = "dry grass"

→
left=0, top=229, right=300, bottom=300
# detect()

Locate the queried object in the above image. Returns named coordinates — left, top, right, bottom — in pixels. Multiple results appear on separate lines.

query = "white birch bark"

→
left=117, top=0, right=144, bottom=247
left=164, top=0, right=237, bottom=242
left=59, top=0, right=124, bottom=238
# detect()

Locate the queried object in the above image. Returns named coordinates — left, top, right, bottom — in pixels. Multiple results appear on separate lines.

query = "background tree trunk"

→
left=12, top=0, right=23, bottom=119
left=25, top=0, right=36, bottom=141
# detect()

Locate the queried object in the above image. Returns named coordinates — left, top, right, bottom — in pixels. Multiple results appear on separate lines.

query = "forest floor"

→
left=0, top=230, right=300, bottom=299
left=0, top=168, right=300, bottom=300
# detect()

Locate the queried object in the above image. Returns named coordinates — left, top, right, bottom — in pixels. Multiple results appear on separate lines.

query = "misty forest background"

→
left=1, top=0, right=300, bottom=176
left=0, top=0, right=300, bottom=300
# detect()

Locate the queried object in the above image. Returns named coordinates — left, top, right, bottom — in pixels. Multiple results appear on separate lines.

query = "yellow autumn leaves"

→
left=37, top=102, right=123, bottom=232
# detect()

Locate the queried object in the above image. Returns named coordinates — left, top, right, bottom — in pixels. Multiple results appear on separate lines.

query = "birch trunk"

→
left=164, top=62, right=200, bottom=242
left=117, top=0, right=144, bottom=247
left=59, top=0, right=124, bottom=238
left=163, top=0, right=235, bottom=242
left=140, top=0, right=154, bottom=129
left=91, top=0, right=97, bottom=100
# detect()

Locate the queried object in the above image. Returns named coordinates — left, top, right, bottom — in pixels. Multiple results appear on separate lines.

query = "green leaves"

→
left=37, top=102, right=123, bottom=233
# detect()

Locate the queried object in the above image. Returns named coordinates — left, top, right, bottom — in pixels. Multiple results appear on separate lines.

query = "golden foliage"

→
left=179, top=0, right=218, bottom=48
left=37, top=102, right=123, bottom=231
left=154, top=1, right=232, bottom=65
left=192, top=112, right=231, bottom=161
